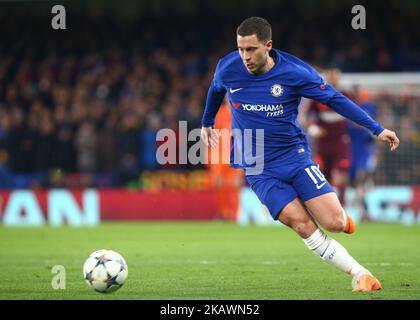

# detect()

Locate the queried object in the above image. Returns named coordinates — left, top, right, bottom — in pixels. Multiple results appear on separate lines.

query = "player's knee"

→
left=323, top=214, right=346, bottom=233
left=291, top=220, right=317, bottom=238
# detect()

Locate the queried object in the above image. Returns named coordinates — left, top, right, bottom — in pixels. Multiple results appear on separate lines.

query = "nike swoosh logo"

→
left=316, top=182, right=327, bottom=189
left=229, top=88, right=243, bottom=93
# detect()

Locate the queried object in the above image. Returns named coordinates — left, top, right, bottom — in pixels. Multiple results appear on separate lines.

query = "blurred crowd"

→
left=0, top=14, right=222, bottom=187
left=0, top=5, right=419, bottom=188
left=373, top=93, right=420, bottom=185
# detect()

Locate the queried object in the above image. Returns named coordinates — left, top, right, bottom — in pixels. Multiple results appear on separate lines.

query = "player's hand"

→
left=377, top=129, right=400, bottom=151
left=201, top=126, right=219, bottom=148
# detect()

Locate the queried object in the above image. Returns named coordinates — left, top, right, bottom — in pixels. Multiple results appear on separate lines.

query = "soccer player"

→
left=200, top=17, right=400, bottom=292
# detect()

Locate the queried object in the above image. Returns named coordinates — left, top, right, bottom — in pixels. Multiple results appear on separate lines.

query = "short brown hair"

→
left=236, top=17, right=272, bottom=42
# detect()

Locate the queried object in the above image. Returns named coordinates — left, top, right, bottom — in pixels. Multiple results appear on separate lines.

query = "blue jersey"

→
left=202, top=49, right=384, bottom=172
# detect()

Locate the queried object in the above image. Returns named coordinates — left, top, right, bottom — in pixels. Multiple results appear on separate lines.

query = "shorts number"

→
left=304, top=165, right=326, bottom=184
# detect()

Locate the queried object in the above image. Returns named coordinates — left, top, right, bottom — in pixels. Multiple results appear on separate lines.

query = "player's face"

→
left=237, top=34, right=272, bottom=74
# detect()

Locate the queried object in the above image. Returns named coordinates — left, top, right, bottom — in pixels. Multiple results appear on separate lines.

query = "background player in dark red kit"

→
left=306, top=68, right=350, bottom=204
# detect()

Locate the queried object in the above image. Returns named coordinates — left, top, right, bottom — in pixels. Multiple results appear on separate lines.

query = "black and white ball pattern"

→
left=83, top=249, right=128, bottom=293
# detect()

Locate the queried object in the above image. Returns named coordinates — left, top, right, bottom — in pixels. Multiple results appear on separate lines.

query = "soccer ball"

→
left=83, top=249, right=128, bottom=293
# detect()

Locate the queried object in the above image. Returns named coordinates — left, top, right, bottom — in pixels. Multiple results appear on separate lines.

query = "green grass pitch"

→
left=1, top=222, right=419, bottom=300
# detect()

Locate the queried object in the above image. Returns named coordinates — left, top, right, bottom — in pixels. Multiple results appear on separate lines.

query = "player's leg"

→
left=276, top=197, right=318, bottom=238
left=278, top=197, right=360, bottom=271
left=247, top=173, right=381, bottom=291
left=293, top=162, right=355, bottom=234
left=292, top=161, right=382, bottom=291
left=304, top=192, right=355, bottom=234
left=276, top=197, right=381, bottom=291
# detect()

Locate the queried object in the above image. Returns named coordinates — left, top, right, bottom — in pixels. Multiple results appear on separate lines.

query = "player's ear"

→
left=266, top=40, right=273, bottom=51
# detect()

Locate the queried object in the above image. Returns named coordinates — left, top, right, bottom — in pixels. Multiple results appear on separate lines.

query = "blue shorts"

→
left=245, top=155, right=335, bottom=220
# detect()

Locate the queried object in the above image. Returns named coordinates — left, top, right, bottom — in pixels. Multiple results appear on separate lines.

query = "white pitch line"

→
left=364, top=262, right=413, bottom=267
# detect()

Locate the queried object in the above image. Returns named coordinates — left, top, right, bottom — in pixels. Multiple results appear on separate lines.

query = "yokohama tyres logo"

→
left=232, top=102, right=284, bottom=117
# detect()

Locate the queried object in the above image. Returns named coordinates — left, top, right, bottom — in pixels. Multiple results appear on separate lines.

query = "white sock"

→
left=303, top=228, right=368, bottom=277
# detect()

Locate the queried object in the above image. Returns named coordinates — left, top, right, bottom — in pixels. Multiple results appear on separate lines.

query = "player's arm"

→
left=327, top=93, right=399, bottom=151
left=201, top=65, right=227, bottom=148
left=298, top=68, right=399, bottom=151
